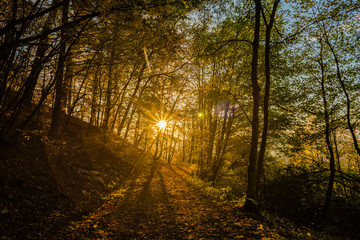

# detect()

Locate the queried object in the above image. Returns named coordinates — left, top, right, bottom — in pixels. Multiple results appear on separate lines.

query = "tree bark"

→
left=319, top=39, right=336, bottom=216
left=103, top=51, right=114, bottom=130
left=124, top=107, right=136, bottom=139
left=110, top=60, right=139, bottom=132
left=117, top=63, right=146, bottom=135
left=256, top=0, right=280, bottom=196
left=23, top=0, right=58, bottom=106
left=244, top=0, right=261, bottom=211
left=89, top=64, right=100, bottom=130
left=48, top=0, right=70, bottom=138
left=0, top=0, right=18, bottom=106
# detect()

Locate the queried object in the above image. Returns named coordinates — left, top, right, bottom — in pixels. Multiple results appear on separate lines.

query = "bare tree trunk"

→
left=143, top=129, right=148, bottom=151
left=158, top=129, right=166, bottom=160
left=256, top=0, right=280, bottom=195
left=49, top=0, right=70, bottom=138
left=20, top=75, right=57, bottom=131
left=188, top=118, right=195, bottom=163
left=210, top=103, right=234, bottom=182
left=23, top=0, right=58, bottom=106
left=103, top=51, right=114, bottom=130
left=118, top=63, right=146, bottom=135
left=110, top=60, right=139, bottom=132
left=206, top=110, right=217, bottom=178
left=133, top=109, right=141, bottom=145
left=64, top=52, right=73, bottom=113
left=0, top=0, right=18, bottom=106
left=181, top=121, right=186, bottom=163
left=167, top=122, right=176, bottom=164
left=154, top=130, right=161, bottom=160
left=169, top=137, right=178, bottom=165
left=333, top=129, right=350, bottom=202
left=319, top=39, right=336, bottom=217
left=244, top=0, right=261, bottom=212
left=64, top=59, right=92, bottom=127
left=89, top=64, right=100, bottom=130
left=96, top=76, right=102, bottom=128
left=124, top=107, right=136, bottom=139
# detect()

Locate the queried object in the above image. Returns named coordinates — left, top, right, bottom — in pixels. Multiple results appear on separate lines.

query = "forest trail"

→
left=47, top=161, right=279, bottom=239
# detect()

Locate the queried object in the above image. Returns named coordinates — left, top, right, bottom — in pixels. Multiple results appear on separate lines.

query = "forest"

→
left=1, top=0, right=360, bottom=239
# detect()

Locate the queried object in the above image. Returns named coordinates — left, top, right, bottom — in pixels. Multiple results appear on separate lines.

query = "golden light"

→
left=156, top=120, right=167, bottom=130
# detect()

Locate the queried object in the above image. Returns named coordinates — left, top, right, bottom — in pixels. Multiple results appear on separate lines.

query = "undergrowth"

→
left=187, top=176, right=246, bottom=206
left=183, top=168, right=348, bottom=240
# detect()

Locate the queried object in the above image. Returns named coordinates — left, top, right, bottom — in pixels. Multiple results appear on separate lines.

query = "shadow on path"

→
left=51, top=162, right=274, bottom=240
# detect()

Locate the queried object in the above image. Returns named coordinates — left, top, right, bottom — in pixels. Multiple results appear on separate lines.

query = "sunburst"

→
left=156, top=120, right=167, bottom=130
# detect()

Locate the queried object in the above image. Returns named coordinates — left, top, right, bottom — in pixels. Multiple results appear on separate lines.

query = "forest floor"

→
left=43, top=157, right=350, bottom=240
left=0, top=115, right=357, bottom=239
left=45, top=161, right=284, bottom=239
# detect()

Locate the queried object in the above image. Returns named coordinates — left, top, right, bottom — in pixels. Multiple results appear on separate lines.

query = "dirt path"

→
left=48, top=162, right=280, bottom=239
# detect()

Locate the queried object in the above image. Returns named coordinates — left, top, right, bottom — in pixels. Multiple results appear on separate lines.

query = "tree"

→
left=49, top=0, right=70, bottom=138
left=244, top=0, right=262, bottom=211
left=256, top=0, right=280, bottom=196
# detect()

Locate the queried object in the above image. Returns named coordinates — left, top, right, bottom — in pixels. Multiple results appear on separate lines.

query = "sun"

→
left=156, top=120, right=167, bottom=130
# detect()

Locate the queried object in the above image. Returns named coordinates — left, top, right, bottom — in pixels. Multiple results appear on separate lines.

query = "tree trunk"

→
left=244, top=0, right=261, bottom=211
left=124, top=107, right=136, bottom=139
left=103, top=51, right=114, bottom=130
left=210, top=103, right=234, bottom=182
left=0, top=0, right=18, bottom=106
left=117, top=63, right=146, bottom=135
left=206, top=111, right=217, bottom=177
left=323, top=33, right=360, bottom=158
left=256, top=0, right=280, bottom=196
left=319, top=39, right=336, bottom=216
left=48, top=0, right=70, bottom=138
left=110, top=60, right=138, bottom=132
left=64, top=52, right=73, bottom=113
left=23, top=0, right=58, bottom=106
left=89, top=64, right=100, bottom=130
left=134, top=109, right=141, bottom=145
left=182, top=121, right=186, bottom=163
left=188, top=118, right=195, bottom=163
left=167, top=122, right=176, bottom=164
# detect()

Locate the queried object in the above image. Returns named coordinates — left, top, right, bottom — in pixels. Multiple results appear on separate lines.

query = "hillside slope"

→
left=0, top=118, right=148, bottom=239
